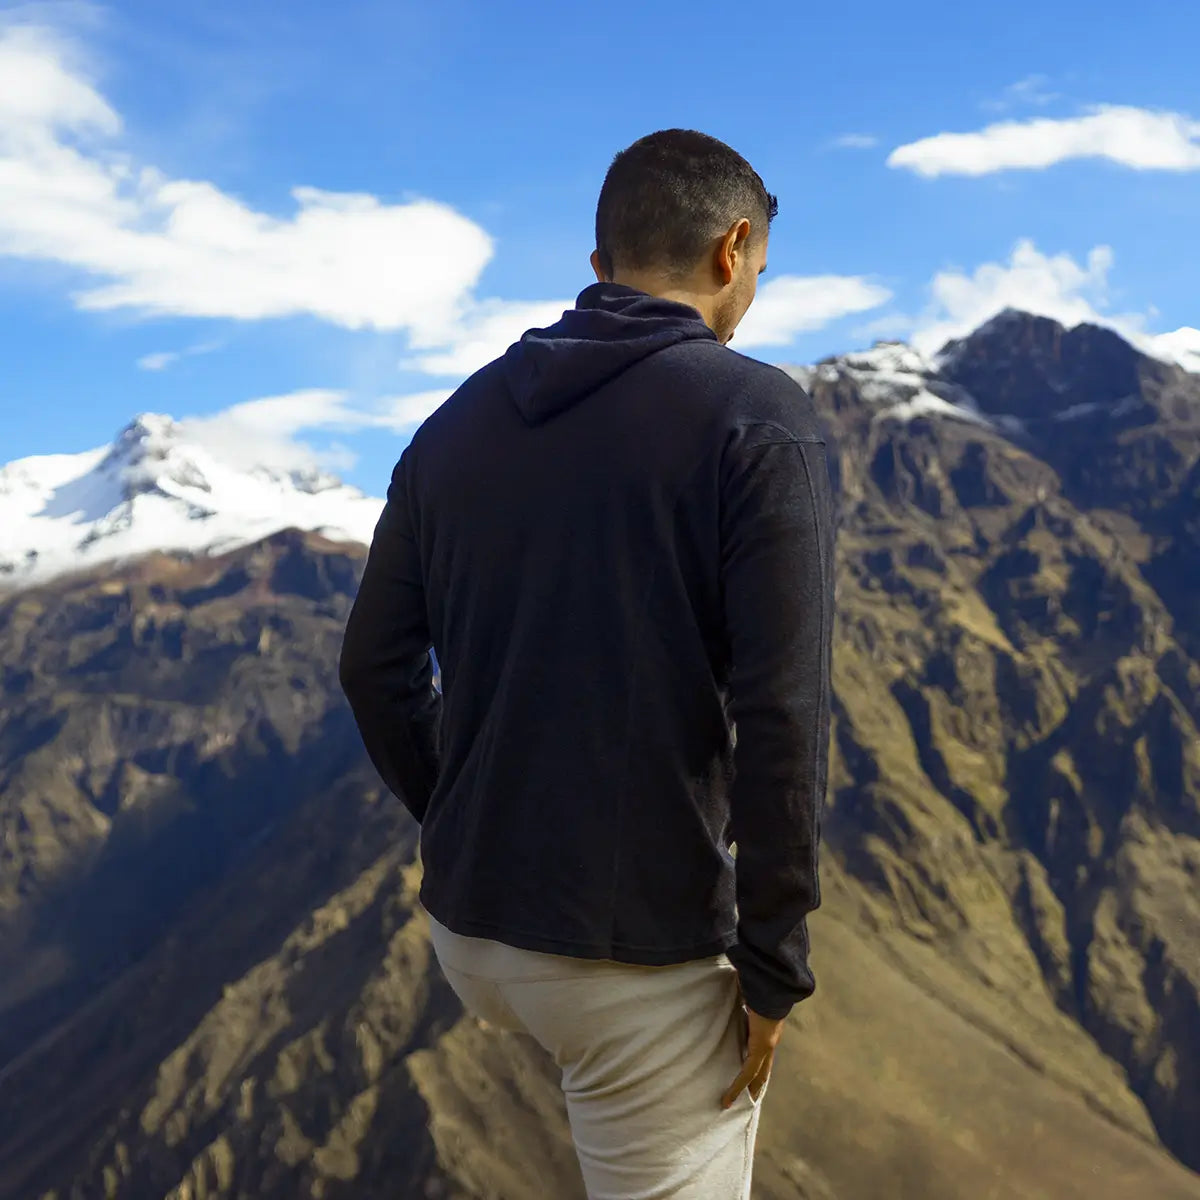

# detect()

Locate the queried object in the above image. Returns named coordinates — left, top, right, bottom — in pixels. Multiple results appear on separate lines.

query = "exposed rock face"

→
left=0, top=530, right=378, bottom=1057
left=937, top=308, right=1154, bottom=420
left=1, top=314, right=1199, bottom=1199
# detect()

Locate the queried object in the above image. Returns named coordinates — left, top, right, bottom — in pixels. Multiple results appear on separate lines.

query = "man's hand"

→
left=721, top=998, right=785, bottom=1109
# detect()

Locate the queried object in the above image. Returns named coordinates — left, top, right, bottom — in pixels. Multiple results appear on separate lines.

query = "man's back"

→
left=346, top=281, right=833, bottom=1021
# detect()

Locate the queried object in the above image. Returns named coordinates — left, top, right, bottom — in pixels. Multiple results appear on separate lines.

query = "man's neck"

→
left=607, top=272, right=715, bottom=331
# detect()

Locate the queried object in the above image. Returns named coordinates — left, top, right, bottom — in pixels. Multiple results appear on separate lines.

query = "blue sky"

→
left=2, top=0, right=1199, bottom=493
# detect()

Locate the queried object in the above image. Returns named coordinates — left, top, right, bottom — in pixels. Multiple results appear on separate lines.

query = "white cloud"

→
left=732, top=274, right=892, bottom=349
left=178, top=389, right=378, bottom=474
left=851, top=311, right=920, bottom=342
left=888, top=105, right=1200, bottom=177
left=909, top=240, right=1116, bottom=355
left=0, top=20, right=117, bottom=135
left=1150, top=326, right=1200, bottom=373
left=903, top=238, right=1199, bottom=372
left=187, top=389, right=370, bottom=438
left=0, top=23, right=514, bottom=349
left=402, top=297, right=571, bottom=376
left=176, top=386, right=458, bottom=477
left=377, top=389, right=454, bottom=427
left=311, top=441, right=358, bottom=473
left=136, top=339, right=221, bottom=371
left=832, top=133, right=879, bottom=149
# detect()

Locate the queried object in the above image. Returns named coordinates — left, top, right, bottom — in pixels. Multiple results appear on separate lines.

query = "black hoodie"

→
left=339, top=281, right=835, bottom=1020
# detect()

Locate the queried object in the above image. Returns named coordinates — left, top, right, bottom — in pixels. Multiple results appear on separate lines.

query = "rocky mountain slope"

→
left=791, top=309, right=1200, bottom=1169
left=0, top=530, right=385, bottom=1058
left=0, top=310, right=1198, bottom=1199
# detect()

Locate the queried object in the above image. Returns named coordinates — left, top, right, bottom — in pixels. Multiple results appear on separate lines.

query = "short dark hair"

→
left=594, top=129, right=778, bottom=282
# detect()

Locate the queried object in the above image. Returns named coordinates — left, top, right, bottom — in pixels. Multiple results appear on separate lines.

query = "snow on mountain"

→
left=782, top=340, right=992, bottom=427
left=1152, top=326, right=1200, bottom=374
left=838, top=342, right=933, bottom=380
left=880, top=389, right=992, bottom=426
left=785, top=310, right=1200, bottom=436
left=783, top=341, right=929, bottom=397
left=0, top=413, right=384, bottom=589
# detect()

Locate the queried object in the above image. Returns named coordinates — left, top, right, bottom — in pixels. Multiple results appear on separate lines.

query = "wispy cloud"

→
left=981, top=74, right=1060, bottom=114
left=733, top=274, right=892, bottom=349
left=377, top=390, right=455, bottom=427
left=137, top=351, right=180, bottom=372
left=136, top=339, right=221, bottom=371
left=831, top=133, right=879, bottom=150
left=402, top=298, right=570, bottom=377
left=888, top=105, right=1200, bottom=177
left=177, top=386, right=452, bottom=477
left=179, top=389, right=377, bottom=475
left=176, top=382, right=467, bottom=473
left=850, top=311, right=919, bottom=343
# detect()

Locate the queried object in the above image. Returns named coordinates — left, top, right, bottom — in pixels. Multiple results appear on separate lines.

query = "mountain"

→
left=0, top=311, right=1198, bottom=1199
left=0, top=413, right=383, bottom=588
left=786, top=309, right=1200, bottom=1174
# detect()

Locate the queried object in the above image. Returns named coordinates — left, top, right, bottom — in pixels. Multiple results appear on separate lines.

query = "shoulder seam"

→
left=735, top=420, right=825, bottom=447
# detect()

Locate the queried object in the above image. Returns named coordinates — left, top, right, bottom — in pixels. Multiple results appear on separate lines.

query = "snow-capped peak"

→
left=782, top=337, right=992, bottom=428
left=99, top=413, right=216, bottom=501
left=839, top=341, right=933, bottom=379
left=802, top=338, right=978, bottom=419
left=783, top=339, right=931, bottom=393
left=97, top=413, right=346, bottom=500
left=0, top=413, right=384, bottom=589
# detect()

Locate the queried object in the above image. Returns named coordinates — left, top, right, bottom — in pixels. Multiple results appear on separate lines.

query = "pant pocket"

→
left=745, top=1072, right=768, bottom=1108
left=737, top=1005, right=769, bottom=1109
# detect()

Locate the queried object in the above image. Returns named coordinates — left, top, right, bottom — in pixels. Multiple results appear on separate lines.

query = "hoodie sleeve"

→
left=339, top=442, right=442, bottom=826
left=719, top=424, right=835, bottom=1021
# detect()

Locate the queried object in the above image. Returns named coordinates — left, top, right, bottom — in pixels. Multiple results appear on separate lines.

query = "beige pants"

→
left=424, top=906, right=768, bottom=1200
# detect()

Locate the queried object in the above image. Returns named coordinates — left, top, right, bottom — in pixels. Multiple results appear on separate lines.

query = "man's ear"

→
left=720, top=219, right=748, bottom=279
left=715, top=221, right=745, bottom=287
left=590, top=249, right=607, bottom=282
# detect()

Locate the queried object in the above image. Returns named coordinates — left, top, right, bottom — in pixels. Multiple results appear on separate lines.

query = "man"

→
left=339, top=128, right=835, bottom=1199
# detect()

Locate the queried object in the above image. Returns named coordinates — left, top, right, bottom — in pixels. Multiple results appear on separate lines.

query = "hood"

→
left=503, top=282, right=718, bottom=425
